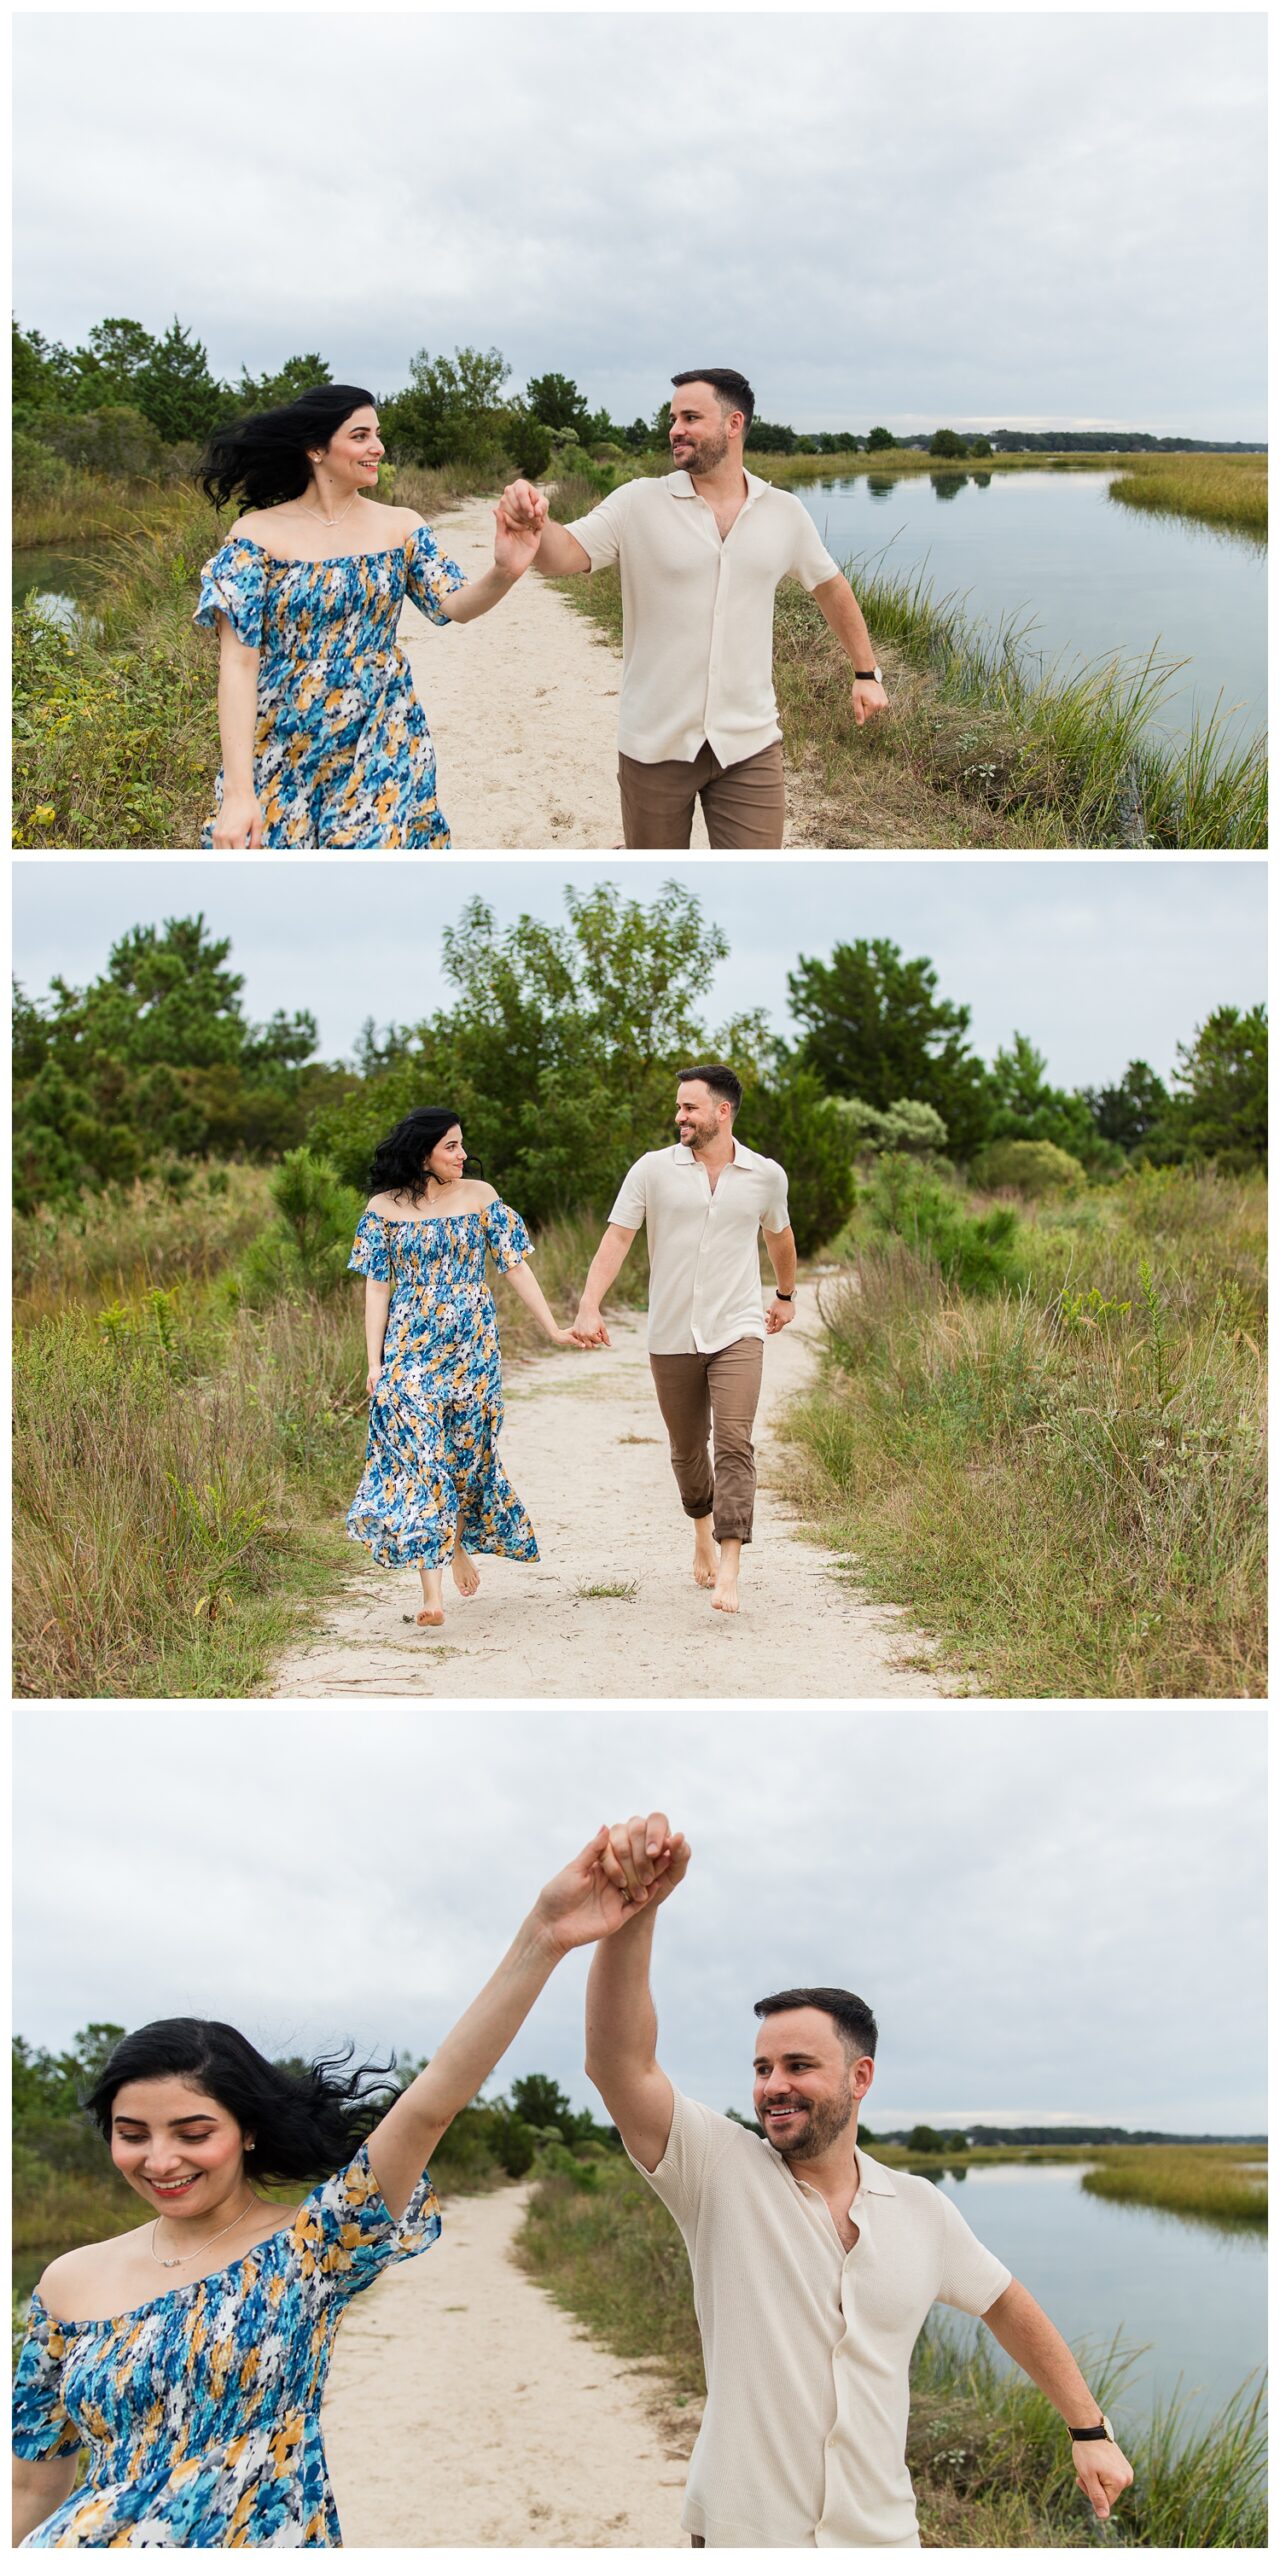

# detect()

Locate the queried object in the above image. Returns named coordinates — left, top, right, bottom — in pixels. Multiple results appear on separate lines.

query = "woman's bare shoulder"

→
left=364, top=1192, right=398, bottom=1217
left=224, top=508, right=278, bottom=541
left=37, top=2228, right=139, bottom=2319
left=460, top=1179, right=498, bottom=1204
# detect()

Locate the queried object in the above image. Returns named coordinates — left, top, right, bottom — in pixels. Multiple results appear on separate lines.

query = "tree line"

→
left=12, top=885, right=1265, bottom=1241
left=16, top=314, right=1256, bottom=507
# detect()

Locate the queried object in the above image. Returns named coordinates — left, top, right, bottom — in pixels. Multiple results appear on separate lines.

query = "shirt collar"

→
left=670, top=1138, right=758, bottom=1171
left=666, top=467, right=770, bottom=505
left=765, top=2141, right=897, bottom=2203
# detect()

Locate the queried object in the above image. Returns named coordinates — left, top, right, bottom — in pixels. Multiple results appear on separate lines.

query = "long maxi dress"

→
left=12, top=2148, right=439, bottom=2547
left=193, top=525, right=467, bottom=848
left=346, top=1201, right=539, bottom=1570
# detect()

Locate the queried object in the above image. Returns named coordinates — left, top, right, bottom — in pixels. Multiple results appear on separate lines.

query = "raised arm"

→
left=585, top=1813, right=690, bottom=2170
left=211, top=621, right=265, bottom=847
left=983, top=2279, right=1135, bottom=2520
left=366, top=1829, right=656, bottom=2217
left=438, top=501, right=548, bottom=623
left=499, top=478, right=591, bottom=577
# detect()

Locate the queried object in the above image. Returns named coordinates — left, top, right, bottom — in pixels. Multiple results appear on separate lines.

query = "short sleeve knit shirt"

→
left=627, top=2091, right=1011, bottom=2549
left=608, top=1139, right=790, bottom=1354
left=567, top=469, right=840, bottom=766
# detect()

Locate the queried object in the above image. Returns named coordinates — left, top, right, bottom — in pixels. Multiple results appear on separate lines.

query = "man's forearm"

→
left=580, top=1224, right=635, bottom=1312
left=982, top=2279, right=1101, bottom=2425
left=585, top=1902, right=660, bottom=2087
left=765, top=1229, right=798, bottom=1294
left=813, top=572, right=876, bottom=669
left=532, top=518, right=592, bottom=577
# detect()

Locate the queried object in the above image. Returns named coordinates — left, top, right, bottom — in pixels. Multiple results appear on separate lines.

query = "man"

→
left=573, top=1064, right=795, bottom=1616
left=499, top=369, right=889, bottom=848
left=586, top=1812, right=1136, bottom=2552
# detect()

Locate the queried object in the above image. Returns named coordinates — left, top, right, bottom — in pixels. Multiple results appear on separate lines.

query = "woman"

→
left=348, top=1108, right=585, bottom=1627
left=193, top=385, right=548, bottom=849
left=11, top=1827, right=671, bottom=2547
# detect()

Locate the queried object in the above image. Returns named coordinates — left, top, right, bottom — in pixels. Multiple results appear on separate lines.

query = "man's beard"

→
left=756, top=2083, right=854, bottom=2159
left=673, top=427, right=730, bottom=473
left=677, top=1120, right=717, bottom=1151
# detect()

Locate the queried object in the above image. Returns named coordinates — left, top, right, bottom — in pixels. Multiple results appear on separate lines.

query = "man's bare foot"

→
left=711, top=1569, right=741, bottom=1615
left=693, top=1521, right=718, bottom=1589
left=452, top=1546, right=481, bottom=1599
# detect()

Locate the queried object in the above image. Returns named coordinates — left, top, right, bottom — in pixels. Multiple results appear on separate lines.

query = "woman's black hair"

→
left=82, top=2019, right=402, bottom=2186
left=369, top=1108, right=482, bottom=1204
left=198, top=384, right=378, bottom=513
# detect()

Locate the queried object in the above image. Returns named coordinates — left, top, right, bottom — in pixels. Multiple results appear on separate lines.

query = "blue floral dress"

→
left=193, top=526, right=466, bottom=848
left=12, top=2147, right=439, bottom=2547
left=347, top=1201, right=539, bottom=1570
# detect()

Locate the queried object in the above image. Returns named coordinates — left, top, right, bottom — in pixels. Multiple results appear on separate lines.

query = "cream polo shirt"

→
left=629, top=2092, right=1011, bottom=2550
left=567, top=468, right=841, bottom=767
left=609, top=1139, right=790, bottom=1355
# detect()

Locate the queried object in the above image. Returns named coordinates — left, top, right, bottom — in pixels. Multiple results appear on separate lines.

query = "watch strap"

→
left=1069, top=2419, right=1114, bottom=2443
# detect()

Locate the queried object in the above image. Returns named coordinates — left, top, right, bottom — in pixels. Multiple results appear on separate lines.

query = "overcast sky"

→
left=13, top=13, right=1266, bottom=439
left=12, top=858, right=1267, bottom=1093
left=13, top=1709, right=1265, bottom=2133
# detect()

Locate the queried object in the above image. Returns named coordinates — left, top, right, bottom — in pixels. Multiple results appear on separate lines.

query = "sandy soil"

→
left=323, top=2185, right=688, bottom=2547
left=398, top=497, right=819, bottom=850
left=270, top=1293, right=946, bottom=1701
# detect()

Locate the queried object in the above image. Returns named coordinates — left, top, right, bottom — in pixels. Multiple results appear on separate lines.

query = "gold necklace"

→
left=300, top=488, right=359, bottom=528
left=150, top=2191, right=259, bottom=2269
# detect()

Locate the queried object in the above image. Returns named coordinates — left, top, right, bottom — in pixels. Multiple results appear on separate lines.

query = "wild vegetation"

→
left=14, top=889, right=1265, bottom=1699
left=1081, top=2147, right=1267, bottom=2226
left=516, top=2151, right=1266, bottom=2546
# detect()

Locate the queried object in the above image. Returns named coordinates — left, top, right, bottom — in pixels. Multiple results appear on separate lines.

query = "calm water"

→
left=922, top=2162, right=1266, bottom=2434
left=13, top=545, right=107, bottom=631
left=794, top=468, right=1267, bottom=753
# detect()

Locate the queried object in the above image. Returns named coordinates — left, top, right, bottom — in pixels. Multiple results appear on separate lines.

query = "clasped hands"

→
left=491, top=479, right=549, bottom=576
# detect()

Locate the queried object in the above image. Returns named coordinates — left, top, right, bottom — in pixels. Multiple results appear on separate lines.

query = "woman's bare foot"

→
left=451, top=1545, right=481, bottom=1599
left=693, top=1519, right=718, bottom=1589
left=711, top=1537, right=743, bottom=1615
left=416, top=1565, right=445, bottom=1627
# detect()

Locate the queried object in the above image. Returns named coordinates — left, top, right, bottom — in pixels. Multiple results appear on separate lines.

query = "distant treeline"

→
left=13, top=316, right=1262, bottom=507
left=13, top=884, right=1267, bottom=1230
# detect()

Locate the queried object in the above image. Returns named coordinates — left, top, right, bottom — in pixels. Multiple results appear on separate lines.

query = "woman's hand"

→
left=548, top=1323, right=592, bottom=1351
left=534, top=1827, right=670, bottom=1954
left=212, top=792, right=266, bottom=848
left=492, top=496, right=546, bottom=580
left=366, top=1362, right=383, bottom=1396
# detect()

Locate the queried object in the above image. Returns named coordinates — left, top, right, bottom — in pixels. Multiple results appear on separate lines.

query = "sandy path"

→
left=270, top=1294, right=945, bottom=1701
left=399, top=496, right=709, bottom=850
left=323, top=2185, right=688, bottom=2547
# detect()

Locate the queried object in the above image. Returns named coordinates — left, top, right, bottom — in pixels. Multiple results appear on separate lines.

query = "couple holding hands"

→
left=195, top=366, right=888, bottom=850
left=346, top=1064, right=797, bottom=1623
left=14, top=1813, right=1133, bottom=2548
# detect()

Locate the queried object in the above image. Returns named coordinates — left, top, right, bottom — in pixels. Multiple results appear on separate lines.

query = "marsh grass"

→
left=1082, top=2147, right=1267, bottom=2226
left=1106, top=452, right=1267, bottom=540
left=781, top=1171, right=1266, bottom=1699
left=517, top=2157, right=1266, bottom=2546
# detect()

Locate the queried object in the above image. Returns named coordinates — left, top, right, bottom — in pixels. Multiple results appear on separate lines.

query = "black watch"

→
left=774, top=1289, right=794, bottom=1301
left=853, top=664, right=883, bottom=682
left=1069, top=2417, right=1116, bottom=2443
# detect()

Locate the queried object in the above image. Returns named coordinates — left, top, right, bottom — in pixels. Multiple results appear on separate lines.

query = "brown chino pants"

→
left=649, top=1335, right=764, bottom=1546
left=618, top=739, right=786, bottom=849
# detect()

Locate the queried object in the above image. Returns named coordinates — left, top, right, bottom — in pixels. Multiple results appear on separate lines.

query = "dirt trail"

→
left=398, top=496, right=818, bottom=850
left=323, top=2185, right=688, bottom=2547
left=270, top=1295, right=945, bottom=1701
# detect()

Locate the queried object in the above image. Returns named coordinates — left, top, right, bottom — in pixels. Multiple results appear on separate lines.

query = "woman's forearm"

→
left=216, top=646, right=261, bottom=792
left=365, top=1911, right=561, bottom=2212
left=500, top=1257, right=561, bottom=1336
left=441, top=566, right=520, bottom=625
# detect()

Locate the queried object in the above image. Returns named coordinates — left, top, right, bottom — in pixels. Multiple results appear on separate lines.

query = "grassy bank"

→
left=516, top=2156, right=1266, bottom=2546
left=779, top=1168, right=1266, bottom=1699
left=1082, top=2147, right=1267, bottom=2226
left=12, top=1189, right=647, bottom=1699
left=10, top=464, right=478, bottom=850
left=546, top=477, right=1266, bottom=849
left=1105, top=451, right=1267, bottom=540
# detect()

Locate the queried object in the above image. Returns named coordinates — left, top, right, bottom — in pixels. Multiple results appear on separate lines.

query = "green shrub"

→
left=834, top=1096, right=949, bottom=1157
left=973, top=1139, right=1088, bottom=1198
left=869, top=1155, right=1026, bottom=1294
left=742, top=1066, right=856, bottom=1254
left=234, top=1149, right=365, bottom=1307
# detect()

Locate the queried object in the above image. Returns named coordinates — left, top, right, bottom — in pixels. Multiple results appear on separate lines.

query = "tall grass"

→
left=781, top=1170, right=1266, bottom=1698
left=13, top=1165, right=273, bottom=1317
left=517, top=2156, right=1266, bottom=2546
left=1106, top=452, right=1267, bottom=540
left=1082, top=2148, right=1267, bottom=2226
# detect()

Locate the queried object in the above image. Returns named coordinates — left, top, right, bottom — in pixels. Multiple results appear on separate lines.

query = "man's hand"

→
left=600, top=1812, right=691, bottom=1909
left=534, top=1827, right=666, bottom=1954
left=1072, top=2438, right=1134, bottom=2521
left=500, top=477, right=547, bottom=534
left=572, top=1298, right=612, bottom=1347
left=765, top=1294, right=796, bottom=1335
left=852, top=677, right=890, bottom=728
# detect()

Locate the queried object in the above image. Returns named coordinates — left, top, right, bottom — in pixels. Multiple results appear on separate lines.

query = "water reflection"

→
left=930, top=473, right=967, bottom=501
